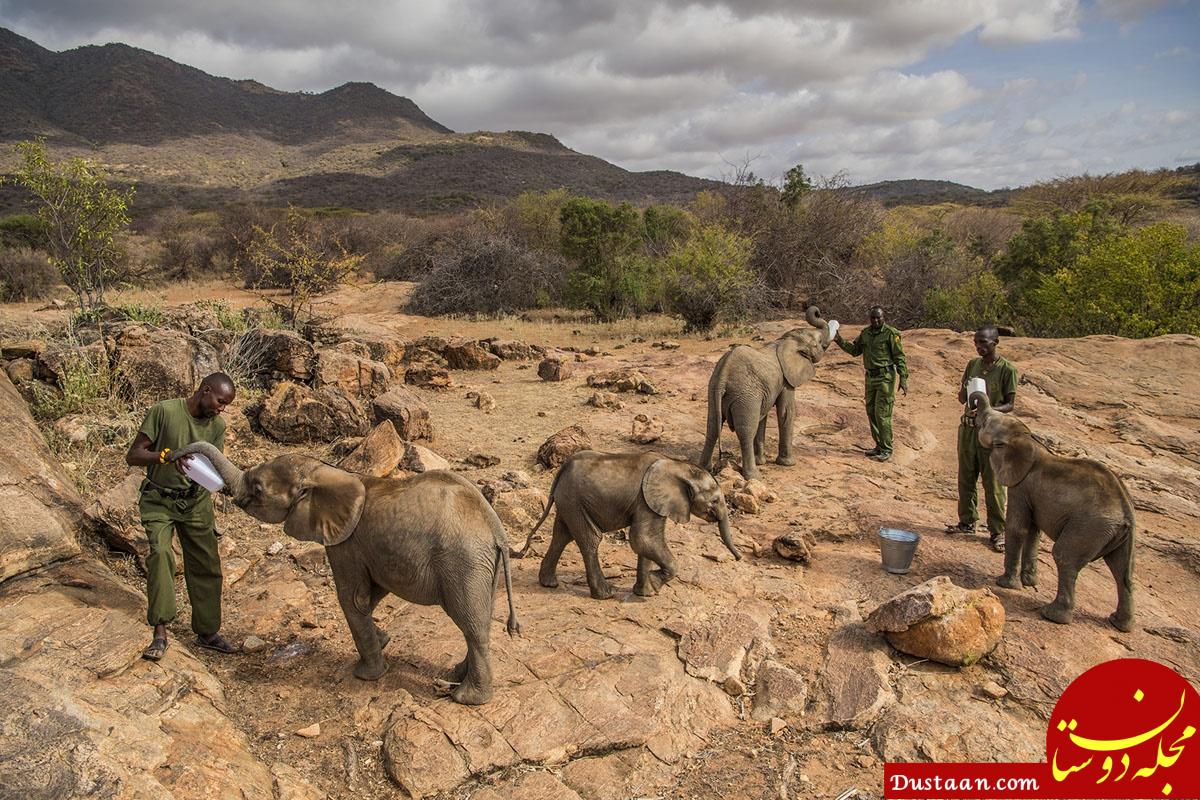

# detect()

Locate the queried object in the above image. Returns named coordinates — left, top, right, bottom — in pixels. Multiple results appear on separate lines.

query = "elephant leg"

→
left=1041, top=538, right=1085, bottom=625
left=369, top=584, right=391, bottom=650
left=753, top=416, right=767, bottom=465
left=630, top=519, right=676, bottom=596
left=334, top=573, right=388, bottom=681
left=1103, top=541, right=1135, bottom=632
left=733, top=413, right=761, bottom=480
left=1019, top=529, right=1042, bottom=588
left=440, top=583, right=495, bottom=705
left=538, top=517, right=571, bottom=589
left=997, top=501, right=1032, bottom=589
left=579, top=532, right=614, bottom=600
left=775, top=389, right=796, bottom=466
left=700, top=398, right=721, bottom=471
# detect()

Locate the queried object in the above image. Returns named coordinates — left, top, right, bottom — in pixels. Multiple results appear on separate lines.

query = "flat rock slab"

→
left=381, top=650, right=733, bottom=799
left=676, top=609, right=772, bottom=685
left=0, top=558, right=323, bottom=800
left=817, top=622, right=896, bottom=730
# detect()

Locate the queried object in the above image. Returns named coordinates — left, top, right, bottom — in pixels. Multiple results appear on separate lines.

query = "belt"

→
left=866, top=366, right=895, bottom=377
left=142, top=479, right=201, bottom=500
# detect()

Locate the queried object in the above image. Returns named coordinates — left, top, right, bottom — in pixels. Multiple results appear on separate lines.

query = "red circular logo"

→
left=1047, top=658, right=1200, bottom=797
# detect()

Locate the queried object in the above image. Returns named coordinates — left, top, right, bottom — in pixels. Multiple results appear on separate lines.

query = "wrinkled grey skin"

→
left=700, top=306, right=833, bottom=479
left=971, top=393, right=1136, bottom=632
left=513, top=450, right=741, bottom=600
left=172, top=442, right=519, bottom=705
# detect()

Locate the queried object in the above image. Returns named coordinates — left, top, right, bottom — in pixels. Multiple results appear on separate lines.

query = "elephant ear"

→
left=776, top=337, right=817, bottom=388
left=642, top=458, right=692, bottom=524
left=990, top=430, right=1037, bottom=487
left=283, top=463, right=366, bottom=546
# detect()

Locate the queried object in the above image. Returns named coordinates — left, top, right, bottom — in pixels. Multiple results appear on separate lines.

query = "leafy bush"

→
left=664, top=225, right=756, bottom=332
left=923, top=271, right=1014, bottom=332
left=150, top=207, right=223, bottom=280
left=642, top=204, right=693, bottom=257
left=0, top=214, right=49, bottom=250
left=560, top=197, right=646, bottom=320
left=488, top=190, right=569, bottom=255
left=1025, top=223, right=1200, bottom=337
left=0, top=246, right=58, bottom=301
left=408, top=227, right=566, bottom=316
left=193, top=299, right=248, bottom=331
left=29, top=345, right=121, bottom=421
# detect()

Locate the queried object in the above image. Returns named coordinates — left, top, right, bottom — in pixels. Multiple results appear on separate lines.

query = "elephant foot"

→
left=741, top=466, right=762, bottom=481
left=443, top=658, right=469, bottom=683
left=539, top=574, right=559, bottom=589
left=775, top=455, right=796, bottom=467
left=996, top=574, right=1021, bottom=590
left=754, top=453, right=766, bottom=465
left=1040, top=603, right=1074, bottom=625
left=451, top=681, right=493, bottom=706
left=633, top=581, right=655, bottom=597
left=1020, top=573, right=1038, bottom=588
left=353, top=657, right=389, bottom=681
left=588, top=582, right=615, bottom=600
left=1109, top=612, right=1135, bottom=633
left=650, top=569, right=674, bottom=590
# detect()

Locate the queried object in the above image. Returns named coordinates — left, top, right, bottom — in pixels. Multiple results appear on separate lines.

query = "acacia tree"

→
left=6, top=140, right=134, bottom=311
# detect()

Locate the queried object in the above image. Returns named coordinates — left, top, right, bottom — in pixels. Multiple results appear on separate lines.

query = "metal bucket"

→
left=879, top=528, right=920, bottom=574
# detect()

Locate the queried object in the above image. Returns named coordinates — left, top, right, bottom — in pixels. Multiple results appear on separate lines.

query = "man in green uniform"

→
left=946, top=324, right=1018, bottom=552
left=834, top=305, right=909, bottom=462
left=126, top=372, right=238, bottom=660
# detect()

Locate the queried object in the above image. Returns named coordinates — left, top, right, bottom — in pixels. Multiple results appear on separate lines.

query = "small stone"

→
left=636, top=379, right=658, bottom=395
left=243, top=636, right=269, bottom=653
left=462, top=453, right=500, bottom=468
left=536, top=425, right=592, bottom=469
left=537, top=354, right=573, bottom=382
left=773, top=532, right=816, bottom=564
left=654, top=340, right=681, bottom=350
left=979, top=680, right=1008, bottom=700
left=731, top=492, right=760, bottom=515
left=473, top=392, right=496, bottom=412
left=295, top=723, right=321, bottom=738
left=586, top=391, right=623, bottom=410
left=267, top=541, right=285, bottom=556
left=574, top=353, right=590, bottom=362
left=402, top=443, right=451, bottom=473
left=769, top=717, right=787, bottom=735
left=724, top=676, right=746, bottom=696
left=630, top=413, right=664, bottom=444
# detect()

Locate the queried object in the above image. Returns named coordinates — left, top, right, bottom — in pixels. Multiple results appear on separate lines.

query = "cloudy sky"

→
left=2, top=0, right=1197, bottom=188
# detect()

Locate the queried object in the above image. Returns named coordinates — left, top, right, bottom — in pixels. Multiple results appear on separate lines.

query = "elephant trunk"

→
left=172, top=441, right=245, bottom=497
left=805, top=304, right=831, bottom=347
left=716, top=506, right=743, bottom=561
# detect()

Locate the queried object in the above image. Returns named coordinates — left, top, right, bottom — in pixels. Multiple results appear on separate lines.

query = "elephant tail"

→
left=511, top=472, right=560, bottom=558
left=496, top=543, right=520, bottom=637
left=701, top=359, right=728, bottom=468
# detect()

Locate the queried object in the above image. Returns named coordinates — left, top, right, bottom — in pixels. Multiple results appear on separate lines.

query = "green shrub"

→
left=1024, top=222, right=1200, bottom=337
left=642, top=204, right=693, bottom=257
left=923, top=271, right=1014, bottom=332
left=0, top=246, right=58, bottom=301
left=490, top=189, right=569, bottom=255
left=560, top=197, right=644, bottom=320
left=30, top=346, right=121, bottom=421
left=0, top=214, right=49, bottom=249
left=193, top=299, right=248, bottom=331
left=664, top=224, right=756, bottom=332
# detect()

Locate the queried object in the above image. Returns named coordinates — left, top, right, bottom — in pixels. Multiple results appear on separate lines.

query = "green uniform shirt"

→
left=138, top=398, right=226, bottom=490
left=836, top=324, right=909, bottom=382
left=960, top=356, right=1018, bottom=425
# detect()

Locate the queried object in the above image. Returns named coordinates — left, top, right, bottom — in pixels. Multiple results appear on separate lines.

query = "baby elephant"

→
left=513, top=451, right=742, bottom=599
left=172, top=441, right=518, bottom=704
left=971, top=393, right=1135, bottom=631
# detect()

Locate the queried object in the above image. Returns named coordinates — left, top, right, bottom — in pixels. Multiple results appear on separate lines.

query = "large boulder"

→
left=256, top=382, right=369, bottom=443
left=228, top=328, right=315, bottom=386
left=443, top=340, right=501, bottom=371
left=402, top=443, right=451, bottom=473
left=865, top=576, right=1005, bottom=667
left=112, top=325, right=222, bottom=407
left=536, top=425, right=592, bottom=469
left=312, top=349, right=390, bottom=398
left=339, top=420, right=405, bottom=477
left=339, top=332, right=407, bottom=373
left=586, top=369, right=656, bottom=394
left=630, top=414, right=664, bottom=444
left=372, top=386, right=433, bottom=441
left=0, top=371, right=82, bottom=582
left=486, top=339, right=540, bottom=361
left=85, top=473, right=145, bottom=556
left=817, top=622, right=896, bottom=730
left=752, top=660, right=808, bottom=723
left=404, top=362, right=452, bottom=390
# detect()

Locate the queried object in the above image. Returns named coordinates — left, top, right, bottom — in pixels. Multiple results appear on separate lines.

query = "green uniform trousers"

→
left=956, top=423, right=1006, bottom=536
left=140, top=484, right=223, bottom=635
left=865, top=373, right=896, bottom=454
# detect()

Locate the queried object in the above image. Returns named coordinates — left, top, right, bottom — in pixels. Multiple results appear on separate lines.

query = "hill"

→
left=0, top=27, right=719, bottom=214
left=853, top=178, right=1013, bottom=207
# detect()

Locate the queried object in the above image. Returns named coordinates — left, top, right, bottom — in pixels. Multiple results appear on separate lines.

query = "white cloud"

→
left=1022, top=117, right=1050, bottom=134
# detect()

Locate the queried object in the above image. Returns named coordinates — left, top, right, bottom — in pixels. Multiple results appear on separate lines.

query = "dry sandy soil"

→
left=2, top=280, right=1198, bottom=800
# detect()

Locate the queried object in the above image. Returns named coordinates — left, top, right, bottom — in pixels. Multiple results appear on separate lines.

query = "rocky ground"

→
left=1, top=281, right=1198, bottom=800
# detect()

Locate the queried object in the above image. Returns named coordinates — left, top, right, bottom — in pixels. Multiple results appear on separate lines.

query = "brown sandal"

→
left=195, top=633, right=239, bottom=654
